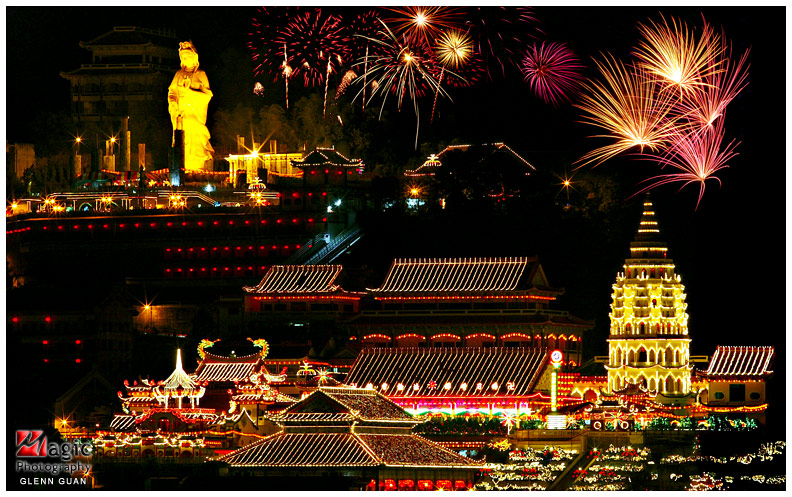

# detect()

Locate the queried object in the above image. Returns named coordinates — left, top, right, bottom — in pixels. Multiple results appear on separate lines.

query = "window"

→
left=749, top=392, right=760, bottom=400
left=729, top=384, right=745, bottom=402
left=714, top=392, right=725, bottom=400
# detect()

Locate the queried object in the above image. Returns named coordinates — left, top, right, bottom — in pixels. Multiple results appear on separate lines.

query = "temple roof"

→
left=403, top=142, right=535, bottom=177
left=347, top=312, right=593, bottom=329
left=243, top=265, right=351, bottom=295
left=368, top=257, right=559, bottom=297
left=276, top=387, right=417, bottom=424
left=80, top=26, right=178, bottom=48
left=290, top=147, right=363, bottom=168
left=193, top=351, right=263, bottom=382
left=345, top=347, right=549, bottom=397
left=163, top=349, right=200, bottom=391
left=700, top=346, right=774, bottom=379
left=110, top=414, right=136, bottom=432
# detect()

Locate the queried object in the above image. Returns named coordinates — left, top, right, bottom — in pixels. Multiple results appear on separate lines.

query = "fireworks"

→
left=463, top=7, right=539, bottom=79
left=675, top=43, right=750, bottom=129
left=384, top=6, right=463, bottom=45
left=335, top=69, right=357, bottom=99
left=520, top=41, right=585, bottom=106
left=575, top=55, right=677, bottom=167
left=354, top=21, right=448, bottom=147
left=633, top=14, right=723, bottom=94
left=436, top=29, right=473, bottom=69
left=431, top=29, right=474, bottom=122
left=278, top=9, right=348, bottom=88
left=638, top=118, right=738, bottom=209
left=575, top=14, right=749, bottom=206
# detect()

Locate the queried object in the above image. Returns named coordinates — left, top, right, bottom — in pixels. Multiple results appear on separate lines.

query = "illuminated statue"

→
left=168, top=41, right=214, bottom=172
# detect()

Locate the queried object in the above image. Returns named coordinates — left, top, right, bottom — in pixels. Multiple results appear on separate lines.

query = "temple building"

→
left=97, top=340, right=298, bottom=459
left=604, top=197, right=693, bottom=406
left=697, top=346, right=774, bottom=412
left=60, top=26, right=180, bottom=171
left=352, top=257, right=592, bottom=366
left=344, top=347, right=569, bottom=418
left=221, top=385, right=482, bottom=490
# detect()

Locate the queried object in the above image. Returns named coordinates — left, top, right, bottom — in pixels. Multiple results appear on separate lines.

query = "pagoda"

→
left=605, top=196, right=693, bottom=405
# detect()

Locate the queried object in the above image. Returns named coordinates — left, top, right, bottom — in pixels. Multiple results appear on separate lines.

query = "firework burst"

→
left=463, top=6, right=539, bottom=79
left=637, top=118, right=738, bottom=208
left=353, top=21, right=448, bottom=148
left=278, top=8, right=349, bottom=88
left=384, top=6, right=464, bottom=45
left=633, top=14, right=723, bottom=95
left=520, top=41, right=585, bottom=106
left=431, top=29, right=474, bottom=122
left=675, top=43, right=750, bottom=129
left=575, top=55, right=678, bottom=168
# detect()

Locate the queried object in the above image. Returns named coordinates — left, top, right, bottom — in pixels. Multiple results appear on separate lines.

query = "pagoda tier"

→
left=607, top=197, right=692, bottom=403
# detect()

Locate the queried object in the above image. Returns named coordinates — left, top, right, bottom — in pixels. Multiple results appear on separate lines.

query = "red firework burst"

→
left=520, top=41, right=585, bottom=106
left=279, top=8, right=350, bottom=88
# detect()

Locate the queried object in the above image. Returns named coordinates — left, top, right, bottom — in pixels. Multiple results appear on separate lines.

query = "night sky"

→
left=6, top=6, right=785, bottom=372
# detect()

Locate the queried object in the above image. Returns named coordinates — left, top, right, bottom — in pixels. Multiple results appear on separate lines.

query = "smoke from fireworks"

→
left=520, top=41, right=585, bottom=106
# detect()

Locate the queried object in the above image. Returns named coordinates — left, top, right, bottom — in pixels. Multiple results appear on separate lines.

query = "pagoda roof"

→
left=193, top=351, right=263, bottom=382
left=631, top=195, right=665, bottom=246
left=700, top=346, right=774, bottom=379
left=221, top=431, right=479, bottom=469
left=275, top=387, right=417, bottom=424
left=345, top=347, right=549, bottom=397
left=243, top=265, right=356, bottom=296
left=368, top=257, right=560, bottom=297
left=290, top=147, right=363, bottom=169
left=110, top=414, right=136, bottom=432
left=80, top=26, right=178, bottom=48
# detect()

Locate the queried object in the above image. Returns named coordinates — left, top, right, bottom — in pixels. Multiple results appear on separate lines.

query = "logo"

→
left=16, top=431, right=47, bottom=458
left=15, top=430, right=92, bottom=461
left=550, top=350, right=563, bottom=364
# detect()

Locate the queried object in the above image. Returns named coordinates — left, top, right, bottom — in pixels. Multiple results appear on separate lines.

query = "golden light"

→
left=144, top=305, right=150, bottom=310
left=11, top=202, right=18, bottom=209
left=110, top=136, right=117, bottom=144
left=75, top=137, right=82, bottom=144
left=410, top=188, right=420, bottom=196
left=403, top=51, right=413, bottom=64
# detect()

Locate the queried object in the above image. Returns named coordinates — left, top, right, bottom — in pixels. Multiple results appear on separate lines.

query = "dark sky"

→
left=6, top=6, right=785, bottom=357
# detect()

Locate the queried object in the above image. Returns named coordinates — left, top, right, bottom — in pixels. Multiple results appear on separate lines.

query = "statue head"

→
left=178, top=41, right=199, bottom=71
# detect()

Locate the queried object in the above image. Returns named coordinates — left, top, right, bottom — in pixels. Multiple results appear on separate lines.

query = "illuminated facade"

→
left=606, top=197, right=693, bottom=404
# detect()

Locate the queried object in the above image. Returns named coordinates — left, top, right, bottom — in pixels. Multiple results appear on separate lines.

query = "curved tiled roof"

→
left=244, top=265, right=343, bottom=294
left=222, top=433, right=379, bottom=467
left=346, top=347, right=549, bottom=397
left=369, top=257, right=542, bottom=294
left=700, top=346, right=774, bottom=378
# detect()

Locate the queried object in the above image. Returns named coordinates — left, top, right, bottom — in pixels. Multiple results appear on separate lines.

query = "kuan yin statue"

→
left=168, top=41, right=214, bottom=172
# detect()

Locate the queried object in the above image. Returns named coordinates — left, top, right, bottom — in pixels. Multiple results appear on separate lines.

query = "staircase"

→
left=303, top=225, right=362, bottom=265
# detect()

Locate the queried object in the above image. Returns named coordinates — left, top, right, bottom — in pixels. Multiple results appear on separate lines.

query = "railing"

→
left=359, top=308, right=574, bottom=317
left=284, top=233, right=328, bottom=264
left=304, top=225, right=362, bottom=265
